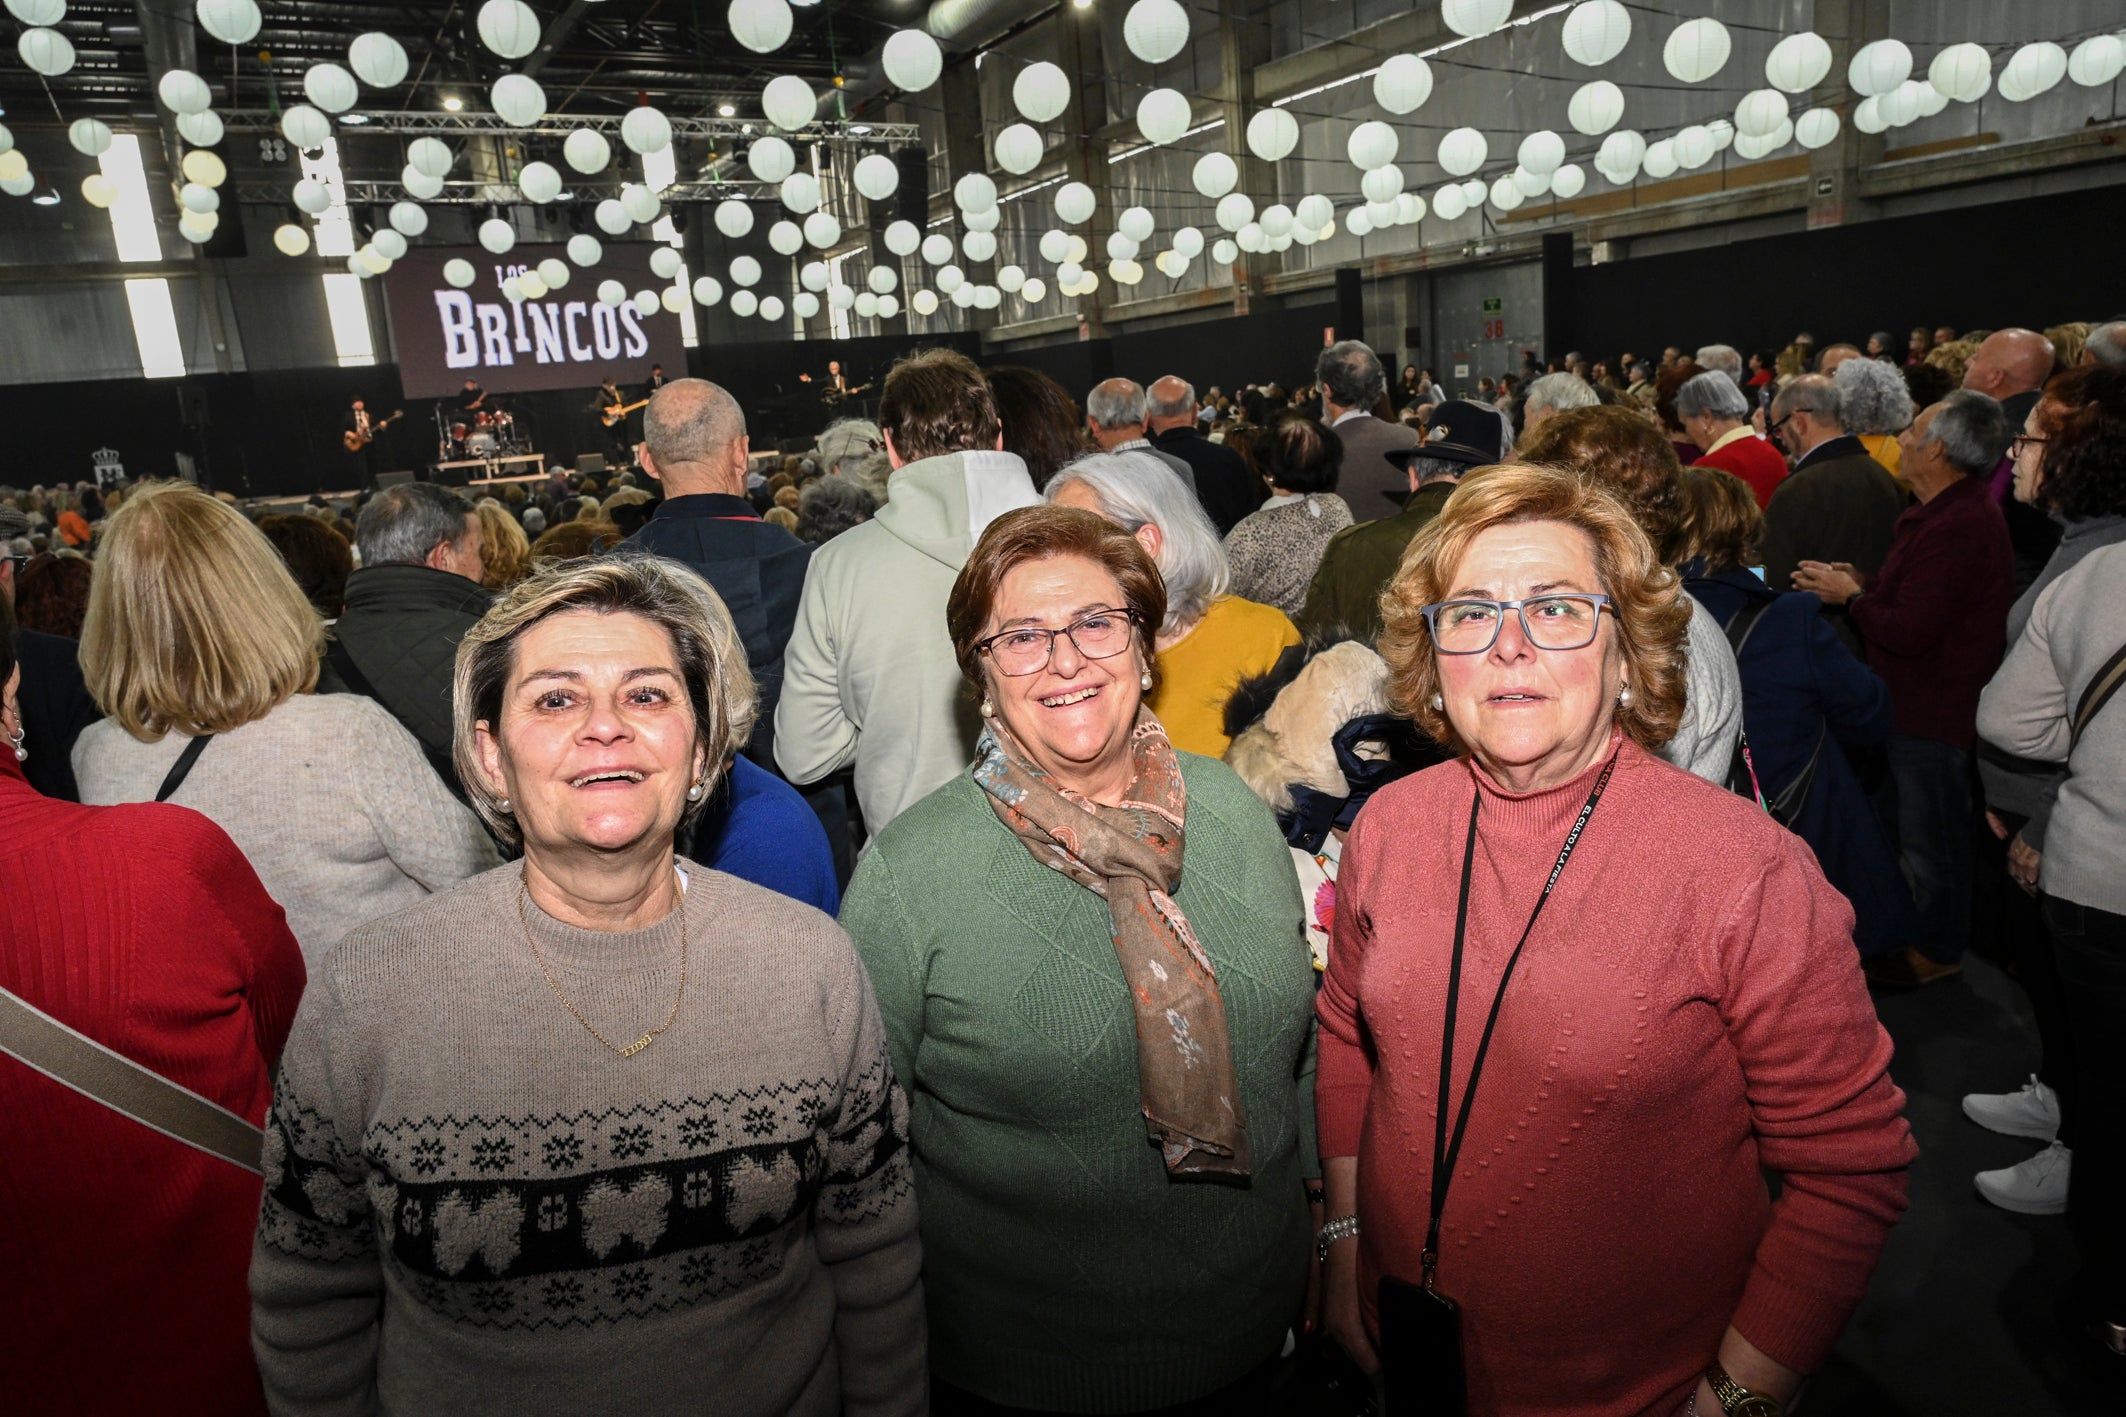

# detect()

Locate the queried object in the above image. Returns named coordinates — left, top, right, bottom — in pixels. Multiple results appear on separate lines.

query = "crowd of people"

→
left=4, top=308, right=2125, bottom=1415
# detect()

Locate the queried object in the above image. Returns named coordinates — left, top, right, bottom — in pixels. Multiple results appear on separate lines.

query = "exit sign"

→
left=1481, top=297, right=1503, bottom=315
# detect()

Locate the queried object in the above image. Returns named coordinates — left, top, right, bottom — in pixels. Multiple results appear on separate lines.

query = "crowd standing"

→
left=5, top=310, right=2126, bottom=1415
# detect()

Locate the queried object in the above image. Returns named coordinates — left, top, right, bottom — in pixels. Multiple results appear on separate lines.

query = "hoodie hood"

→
left=872, top=448, right=1040, bottom=570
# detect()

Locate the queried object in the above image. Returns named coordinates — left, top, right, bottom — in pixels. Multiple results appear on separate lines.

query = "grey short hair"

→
left=1771, top=375, right=1845, bottom=431
left=1524, top=372, right=1599, bottom=414
left=816, top=418, right=884, bottom=476
left=1410, top=455, right=1468, bottom=487
left=1045, top=450, right=1229, bottom=630
left=452, top=556, right=756, bottom=848
left=1317, top=340, right=1388, bottom=410
left=1086, top=379, right=1150, bottom=432
left=643, top=378, right=746, bottom=468
left=1695, top=344, right=1743, bottom=382
left=1833, top=357, right=1917, bottom=436
left=1146, top=378, right=1195, bottom=420
left=356, top=482, right=475, bottom=568
left=2086, top=321, right=2126, bottom=368
left=1921, top=390, right=2011, bottom=475
left=1676, top=370, right=1750, bottom=421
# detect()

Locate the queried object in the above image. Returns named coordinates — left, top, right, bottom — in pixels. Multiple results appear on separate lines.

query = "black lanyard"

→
left=1422, top=755, right=1615, bottom=1290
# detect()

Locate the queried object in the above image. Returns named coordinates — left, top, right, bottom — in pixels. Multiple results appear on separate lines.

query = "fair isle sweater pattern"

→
left=258, top=1058, right=911, bottom=1330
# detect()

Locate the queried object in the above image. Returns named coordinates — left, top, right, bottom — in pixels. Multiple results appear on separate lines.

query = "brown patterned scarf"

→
left=973, top=711, right=1252, bottom=1178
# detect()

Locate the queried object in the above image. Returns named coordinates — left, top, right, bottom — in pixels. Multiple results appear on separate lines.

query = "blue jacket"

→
left=692, top=755, right=840, bottom=915
left=1688, top=568, right=1919, bottom=958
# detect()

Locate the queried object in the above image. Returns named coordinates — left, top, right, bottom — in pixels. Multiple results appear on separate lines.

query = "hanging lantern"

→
left=272, top=222, right=311, bottom=256
left=1794, top=108, right=1841, bottom=150
left=562, top=128, right=610, bottom=174
left=1436, top=127, right=1487, bottom=177
left=2070, top=35, right=2126, bottom=89
left=1568, top=80, right=1624, bottom=135
left=349, top=33, right=409, bottom=89
left=160, top=68, right=214, bottom=115
left=762, top=75, right=816, bottom=132
left=963, top=231, right=997, bottom=263
left=1258, top=203, right=1293, bottom=238
left=768, top=220, right=804, bottom=255
left=304, top=63, right=358, bottom=114
left=621, top=184, right=660, bottom=223
left=1764, top=32, right=1832, bottom=94
left=292, top=178, right=331, bottom=214
left=1245, top=108, right=1299, bottom=162
left=1673, top=125, right=1715, bottom=169
left=1517, top=129, right=1565, bottom=176
left=622, top=106, right=672, bottom=157
left=1663, top=18, right=1730, bottom=84
left=595, top=198, right=632, bottom=234
left=1373, top=53, right=1433, bottom=115
left=1550, top=164, right=1586, bottom=199
left=1137, top=88, right=1191, bottom=146
left=2000, top=41, right=2067, bottom=101
left=1192, top=150, right=1238, bottom=198
left=803, top=212, right=841, bottom=248
left=779, top=171, right=821, bottom=213
left=1432, top=184, right=1469, bottom=221
left=490, top=73, right=547, bottom=126
left=955, top=172, right=998, bottom=213
left=1395, top=191, right=1426, bottom=223
left=1347, top=120, right=1398, bottom=171
left=18, top=28, right=75, bottom=78
left=568, top=234, right=602, bottom=266
left=1879, top=80, right=1927, bottom=127
left=1054, top=181, right=1096, bottom=224
left=1734, top=89, right=1788, bottom=140
left=921, top=233, right=955, bottom=265
left=759, top=294, right=787, bottom=322
left=402, top=165, right=443, bottom=199
left=177, top=110, right=225, bottom=148
left=196, top=0, right=262, bottom=46
left=1597, top=127, right=1645, bottom=172
left=1014, top=62, right=1071, bottom=123
left=911, top=289, right=939, bottom=316
left=372, top=229, right=408, bottom=262
left=408, top=137, right=453, bottom=179
left=1214, top=192, right=1254, bottom=232
left=726, top=288, right=760, bottom=316
left=283, top=105, right=332, bottom=150
left=179, top=181, right=219, bottom=214
left=477, top=0, right=542, bottom=60
left=853, top=153, right=899, bottom=200
left=1561, top=2, right=1631, bottom=67
left=1116, top=205, right=1156, bottom=243
left=936, top=264, right=966, bottom=295
left=1123, top=0, right=1191, bottom=65
left=441, top=257, right=476, bottom=287
left=792, top=291, right=819, bottom=318
left=1440, top=0, right=1512, bottom=40
left=1847, top=39, right=1912, bottom=98
left=1511, top=167, right=1548, bottom=198
left=995, top=124, right=1044, bottom=175
left=1488, top=176, right=1524, bottom=212
left=478, top=219, right=516, bottom=254
left=1208, top=242, right=1236, bottom=267
left=538, top=259, right=569, bottom=289
left=1641, top=138, right=1678, bottom=179
left=1346, top=208, right=1374, bottom=238
left=68, top=118, right=112, bottom=158
left=882, top=28, right=943, bottom=90
left=728, top=0, right=793, bottom=55
left=81, top=174, right=117, bottom=208
left=517, top=160, right=562, bottom=204
left=1361, top=166, right=1403, bottom=203
left=1293, top=193, right=1332, bottom=231
left=747, top=135, right=795, bottom=183
left=727, top=255, right=762, bottom=288
left=1929, top=42, right=1992, bottom=102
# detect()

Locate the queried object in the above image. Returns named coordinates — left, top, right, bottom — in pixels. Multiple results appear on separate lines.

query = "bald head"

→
left=1964, top=328, right=2057, bottom=399
left=1816, top=343, right=1863, bottom=375
left=642, top=378, right=749, bottom=496
left=1146, top=375, right=1196, bottom=432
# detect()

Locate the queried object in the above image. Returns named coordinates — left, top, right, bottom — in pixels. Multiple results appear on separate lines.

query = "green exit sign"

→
left=1481, top=297, right=1503, bottom=315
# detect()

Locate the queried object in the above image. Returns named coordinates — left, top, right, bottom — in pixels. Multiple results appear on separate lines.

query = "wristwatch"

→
left=1704, top=1361, right=1783, bottom=1417
left=1316, top=1214, right=1360, bottom=1262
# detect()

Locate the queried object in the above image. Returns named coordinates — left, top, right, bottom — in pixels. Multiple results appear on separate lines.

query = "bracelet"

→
left=1316, top=1214, right=1360, bottom=1261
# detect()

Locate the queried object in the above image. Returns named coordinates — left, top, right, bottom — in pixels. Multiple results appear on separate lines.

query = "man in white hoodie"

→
left=776, top=348, right=1042, bottom=835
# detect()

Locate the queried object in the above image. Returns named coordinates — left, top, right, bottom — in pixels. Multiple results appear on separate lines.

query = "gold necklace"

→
left=517, top=868, right=688, bottom=1059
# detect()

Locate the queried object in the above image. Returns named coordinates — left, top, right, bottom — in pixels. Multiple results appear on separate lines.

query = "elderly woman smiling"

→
left=840, top=504, right=1317, bottom=1415
left=250, top=557, right=924, bottom=1417
left=1315, top=465, right=1914, bottom=1417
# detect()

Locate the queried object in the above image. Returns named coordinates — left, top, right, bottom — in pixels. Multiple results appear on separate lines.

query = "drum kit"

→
left=436, top=404, right=530, bottom=464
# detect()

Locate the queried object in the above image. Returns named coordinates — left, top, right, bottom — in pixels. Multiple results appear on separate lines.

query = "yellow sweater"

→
left=1150, top=595, right=1302, bottom=757
left=1859, top=432, right=1903, bottom=481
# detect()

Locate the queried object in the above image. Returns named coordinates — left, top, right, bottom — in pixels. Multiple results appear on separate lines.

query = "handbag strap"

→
left=1721, top=596, right=1772, bottom=661
left=155, top=733, right=213, bottom=802
left=2071, top=638, right=2126, bottom=752
left=0, top=984, right=264, bottom=1174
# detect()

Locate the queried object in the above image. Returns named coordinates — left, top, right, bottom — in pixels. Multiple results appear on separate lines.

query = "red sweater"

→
left=1318, top=736, right=1912, bottom=1417
left=1695, top=431, right=1791, bottom=511
left=0, top=753, right=305, bottom=1416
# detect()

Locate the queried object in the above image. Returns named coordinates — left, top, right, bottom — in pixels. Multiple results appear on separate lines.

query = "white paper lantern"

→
left=762, top=75, right=815, bottom=132
left=1346, top=208, right=1374, bottom=238
left=368, top=229, right=405, bottom=262
left=1517, top=129, right=1565, bottom=176
left=1192, top=150, right=1238, bottom=198
left=856, top=291, right=881, bottom=319
left=1879, top=80, right=1925, bottom=127
left=1137, top=88, right=1191, bottom=146
left=272, top=222, right=310, bottom=256
left=1753, top=34, right=1822, bottom=96
left=764, top=219, right=801, bottom=255
left=349, top=33, right=409, bottom=89
left=1511, top=167, right=1548, bottom=198
left=1396, top=191, right=1426, bottom=224
left=1345, top=119, right=1398, bottom=172
left=300, top=63, right=355, bottom=115
left=1364, top=199, right=1397, bottom=228
left=1437, top=127, right=1487, bottom=177
left=66, top=118, right=110, bottom=158
left=291, top=178, right=330, bottom=215
left=490, top=74, right=546, bottom=126
left=1550, top=164, right=1586, bottom=199
left=1848, top=39, right=1911, bottom=98
left=280, top=105, right=329, bottom=150
left=1432, top=183, right=1469, bottom=221
left=563, top=234, right=600, bottom=267
left=1110, top=259, right=1143, bottom=286
left=549, top=132, right=603, bottom=179
left=401, top=165, right=442, bottom=199
left=957, top=206, right=997, bottom=237
left=803, top=212, right=841, bottom=248
left=1460, top=178, right=1488, bottom=205
left=911, top=289, right=939, bottom=316
left=1360, top=166, right=1403, bottom=204
left=1673, top=125, right=1714, bottom=169
left=1597, top=128, right=1645, bottom=172
left=996, top=264, right=1026, bottom=293
left=1704, top=118, right=1734, bottom=154
left=1056, top=260, right=1085, bottom=285
left=694, top=276, right=725, bottom=307
left=1561, top=1, right=1631, bottom=67
left=729, top=0, right=792, bottom=55
left=19, top=28, right=74, bottom=78
left=445, top=259, right=478, bottom=289
left=1123, top=0, right=1190, bottom=65
left=1641, top=138, right=1678, bottom=179
left=710, top=198, right=752, bottom=239
left=591, top=279, right=622, bottom=307
left=647, top=247, right=682, bottom=281
left=792, top=290, right=819, bottom=318
left=1106, top=205, right=1150, bottom=244
left=1014, top=61, right=1071, bottom=123
left=513, top=160, right=560, bottom=205
left=352, top=242, right=387, bottom=271
left=1663, top=18, right=1729, bottom=84
left=621, top=107, right=672, bottom=157
left=1165, top=225, right=1202, bottom=261
left=847, top=153, right=896, bottom=202
left=729, top=290, right=759, bottom=318
left=863, top=265, right=896, bottom=295
left=1209, top=240, right=1237, bottom=266
left=829, top=283, right=858, bottom=311
left=746, top=135, right=795, bottom=183
left=1106, top=232, right=1139, bottom=262
left=1852, top=96, right=1889, bottom=135
left=177, top=110, right=224, bottom=148
left=1928, top=42, right=1991, bottom=103
left=1033, top=229, right=1066, bottom=264
left=878, top=220, right=917, bottom=258
left=538, top=258, right=569, bottom=289
left=954, top=172, right=997, bottom=214
left=621, top=184, right=661, bottom=224
left=80, top=174, right=116, bottom=208
left=345, top=254, right=373, bottom=279
left=1731, top=89, right=1786, bottom=141
left=882, top=28, right=943, bottom=91
left=2002, top=42, right=2067, bottom=101
left=916, top=232, right=950, bottom=266
left=772, top=172, right=817, bottom=216
left=157, top=68, right=211, bottom=115
left=595, top=198, right=632, bottom=234
left=1055, top=180, right=1096, bottom=224
left=2070, top=34, right=2126, bottom=89
left=623, top=289, right=655, bottom=318
left=993, top=123, right=1044, bottom=176
left=799, top=261, right=829, bottom=291
left=196, top=0, right=262, bottom=46
left=1258, top=203, right=1293, bottom=239
left=1793, top=107, right=1841, bottom=151
left=1489, top=176, right=1524, bottom=212
left=477, top=0, right=540, bottom=60
left=1733, top=119, right=1793, bottom=161
left=1373, top=53, right=1434, bottom=116
left=1441, top=0, right=1511, bottom=40
left=179, top=181, right=218, bottom=214
left=937, top=264, right=967, bottom=295
left=400, top=140, right=450, bottom=183
left=721, top=255, right=760, bottom=288
left=1215, top=192, right=1254, bottom=232
left=1568, top=79, right=1624, bottom=135
left=474, top=219, right=513, bottom=254
left=1245, top=108, right=1299, bottom=163
left=1292, top=193, right=1331, bottom=231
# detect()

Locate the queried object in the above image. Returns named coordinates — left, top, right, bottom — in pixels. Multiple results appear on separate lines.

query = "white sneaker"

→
left=1975, top=1141, right=2071, bottom=1215
left=1961, top=1074, right=2061, bottom=1141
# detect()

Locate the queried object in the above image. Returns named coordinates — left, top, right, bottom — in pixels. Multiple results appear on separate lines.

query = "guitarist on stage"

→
left=589, top=375, right=642, bottom=466
left=343, top=398, right=400, bottom=481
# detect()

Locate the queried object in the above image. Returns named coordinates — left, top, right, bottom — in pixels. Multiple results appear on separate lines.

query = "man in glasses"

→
left=1760, top=374, right=1909, bottom=655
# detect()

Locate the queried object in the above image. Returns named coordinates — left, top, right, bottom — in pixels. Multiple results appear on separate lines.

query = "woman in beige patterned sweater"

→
left=1223, top=412, right=1355, bottom=617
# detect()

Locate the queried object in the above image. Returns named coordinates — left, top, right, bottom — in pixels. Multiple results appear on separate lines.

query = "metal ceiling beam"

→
left=214, top=109, right=920, bottom=142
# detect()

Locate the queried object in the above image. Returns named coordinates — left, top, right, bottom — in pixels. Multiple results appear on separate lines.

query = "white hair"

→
left=1523, top=372, right=1598, bottom=414
left=1833, top=356, right=1917, bottom=436
left=1676, top=370, right=1750, bottom=421
left=1695, top=344, right=1744, bottom=383
left=1046, top=450, right=1229, bottom=630
left=1086, top=380, right=1149, bottom=431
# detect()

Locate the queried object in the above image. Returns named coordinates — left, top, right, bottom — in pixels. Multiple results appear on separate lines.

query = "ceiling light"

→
left=1073, top=0, right=1091, bottom=8
left=442, top=95, right=464, bottom=112
left=31, top=187, right=60, bottom=206
left=340, top=112, right=369, bottom=124
left=851, top=123, right=872, bottom=134
left=718, top=103, right=736, bottom=117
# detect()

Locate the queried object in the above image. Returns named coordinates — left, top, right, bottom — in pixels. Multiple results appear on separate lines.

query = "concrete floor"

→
left=1804, top=954, right=2122, bottom=1415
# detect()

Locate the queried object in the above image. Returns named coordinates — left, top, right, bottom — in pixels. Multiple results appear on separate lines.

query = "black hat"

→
left=1388, top=399, right=1505, bottom=470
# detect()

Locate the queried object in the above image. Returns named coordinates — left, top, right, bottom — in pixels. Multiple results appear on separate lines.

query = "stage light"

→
left=442, top=95, right=464, bottom=112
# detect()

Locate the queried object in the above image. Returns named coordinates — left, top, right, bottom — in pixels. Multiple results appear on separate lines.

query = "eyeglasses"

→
left=2010, top=434, right=2049, bottom=459
left=1420, top=594, right=1613, bottom=655
left=977, top=609, right=1141, bottom=676
left=1768, top=413, right=1795, bottom=440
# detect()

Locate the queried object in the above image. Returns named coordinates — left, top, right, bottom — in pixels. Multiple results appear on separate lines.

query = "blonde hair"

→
left=473, top=499, right=533, bottom=589
left=1379, top=463, right=1692, bottom=755
left=81, top=480, right=322, bottom=740
left=451, top=557, right=757, bottom=847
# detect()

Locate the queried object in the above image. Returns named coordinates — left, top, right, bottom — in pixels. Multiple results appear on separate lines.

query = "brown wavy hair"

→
left=1379, top=463, right=1692, bottom=755
left=1516, top=403, right=1689, bottom=565
left=947, top=504, right=1166, bottom=694
left=880, top=346, right=1002, bottom=463
left=1674, top=466, right=1763, bottom=572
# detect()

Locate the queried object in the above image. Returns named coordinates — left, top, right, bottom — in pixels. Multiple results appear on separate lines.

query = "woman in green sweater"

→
left=840, top=504, right=1318, bottom=1415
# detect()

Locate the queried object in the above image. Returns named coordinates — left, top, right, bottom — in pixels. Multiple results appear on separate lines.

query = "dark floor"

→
left=1804, top=953, right=2121, bottom=1415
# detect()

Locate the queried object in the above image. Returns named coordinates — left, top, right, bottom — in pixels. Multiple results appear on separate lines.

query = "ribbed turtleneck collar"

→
left=1466, top=728, right=1628, bottom=842
left=513, top=863, right=690, bottom=975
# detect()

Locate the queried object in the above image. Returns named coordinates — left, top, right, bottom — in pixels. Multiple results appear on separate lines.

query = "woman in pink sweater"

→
left=1316, top=464, right=1914, bottom=1417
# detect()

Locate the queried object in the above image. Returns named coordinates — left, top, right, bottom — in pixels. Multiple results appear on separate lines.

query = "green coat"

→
left=1296, top=478, right=1457, bottom=644
left=839, top=753, right=1315, bottom=1412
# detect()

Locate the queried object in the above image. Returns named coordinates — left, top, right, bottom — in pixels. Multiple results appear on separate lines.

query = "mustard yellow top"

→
left=1149, top=594, right=1303, bottom=758
left=1859, top=432, right=1903, bottom=481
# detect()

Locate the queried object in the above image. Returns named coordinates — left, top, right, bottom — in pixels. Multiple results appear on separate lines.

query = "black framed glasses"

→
left=1768, top=412, right=1795, bottom=441
left=1420, top=594, right=1613, bottom=655
left=977, top=609, right=1141, bottom=677
left=2010, top=433, right=2048, bottom=459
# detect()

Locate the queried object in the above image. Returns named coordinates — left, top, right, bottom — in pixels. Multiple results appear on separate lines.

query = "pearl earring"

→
left=979, top=698, right=994, bottom=719
left=1618, top=684, right=1633, bottom=708
left=7, top=728, right=25, bottom=763
left=1430, top=693, right=1443, bottom=711
left=1139, top=672, right=1153, bottom=692
left=498, top=797, right=512, bottom=813
left=686, top=781, right=704, bottom=802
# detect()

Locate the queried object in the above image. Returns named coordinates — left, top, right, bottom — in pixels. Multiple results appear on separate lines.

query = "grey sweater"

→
left=1978, top=544, right=2126, bottom=916
left=73, top=693, right=498, bottom=963
left=250, top=860, right=925, bottom=1416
